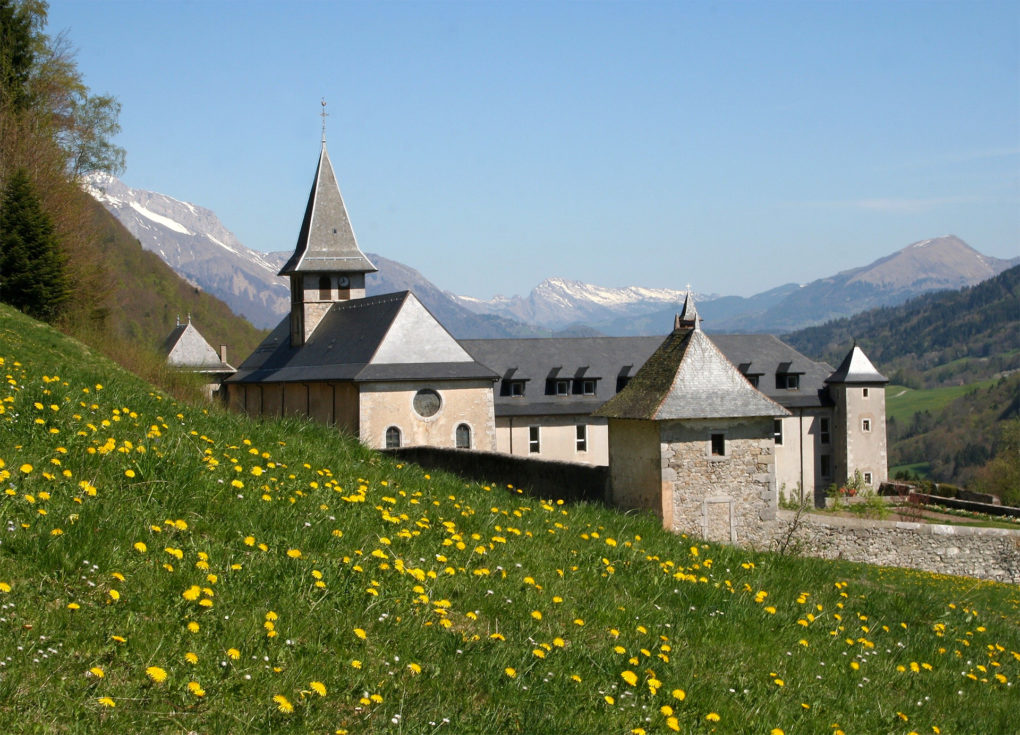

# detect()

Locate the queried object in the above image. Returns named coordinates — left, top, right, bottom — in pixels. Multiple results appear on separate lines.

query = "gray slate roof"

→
left=825, top=344, right=889, bottom=384
left=595, top=327, right=789, bottom=420
left=162, top=322, right=234, bottom=374
left=228, top=292, right=496, bottom=384
left=278, top=143, right=377, bottom=276
left=463, top=332, right=836, bottom=416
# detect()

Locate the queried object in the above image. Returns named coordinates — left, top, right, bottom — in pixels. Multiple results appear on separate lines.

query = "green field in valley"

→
left=1, top=304, right=1018, bottom=735
left=885, top=380, right=1000, bottom=425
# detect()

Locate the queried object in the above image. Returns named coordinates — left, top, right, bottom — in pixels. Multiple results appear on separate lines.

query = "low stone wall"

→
left=766, top=511, right=1020, bottom=584
left=910, top=493, right=1020, bottom=519
left=381, top=447, right=610, bottom=504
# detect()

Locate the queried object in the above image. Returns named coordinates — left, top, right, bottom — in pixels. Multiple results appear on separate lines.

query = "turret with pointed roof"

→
left=282, top=138, right=378, bottom=346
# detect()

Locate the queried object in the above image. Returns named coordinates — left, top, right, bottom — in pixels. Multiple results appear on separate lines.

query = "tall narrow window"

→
left=555, top=380, right=570, bottom=396
left=863, top=471, right=873, bottom=486
left=455, top=423, right=471, bottom=449
left=529, top=426, right=540, bottom=454
left=318, top=275, right=331, bottom=300
left=863, top=387, right=870, bottom=398
left=773, top=419, right=784, bottom=446
left=711, top=433, right=725, bottom=457
left=819, top=417, right=831, bottom=444
left=862, top=418, right=872, bottom=433
left=576, top=424, right=587, bottom=452
left=385, top=426, right=401, bottom=449
left=581, top=379, right=596, bottom=395
left=820, top=454, right=832, bottom=478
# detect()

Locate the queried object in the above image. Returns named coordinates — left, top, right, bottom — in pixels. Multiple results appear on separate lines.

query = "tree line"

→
left=1, top=0, right=124, bottom=324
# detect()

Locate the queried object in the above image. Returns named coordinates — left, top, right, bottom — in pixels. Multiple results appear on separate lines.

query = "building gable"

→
left=371, top=294, right=475, bottom=365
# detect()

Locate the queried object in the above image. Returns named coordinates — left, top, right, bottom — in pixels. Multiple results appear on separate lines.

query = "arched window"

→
left=385, top=426, right=401, bottom=449
left=455, top=423, right=471, bottom=449
left=318, top=275, right=331, bottom=300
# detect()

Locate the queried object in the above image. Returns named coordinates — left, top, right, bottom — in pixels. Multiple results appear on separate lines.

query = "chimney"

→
left=219, top=345, right=228, bottom=364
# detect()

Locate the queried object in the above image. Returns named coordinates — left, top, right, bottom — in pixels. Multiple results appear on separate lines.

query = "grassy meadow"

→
left=1, top=304, right=1018, bottom=734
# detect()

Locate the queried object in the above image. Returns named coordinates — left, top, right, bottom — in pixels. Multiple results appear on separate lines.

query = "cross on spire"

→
left=320, top=98, right=329, bottom=143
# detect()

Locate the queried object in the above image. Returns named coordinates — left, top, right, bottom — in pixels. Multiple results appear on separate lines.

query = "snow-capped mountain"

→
left=83, top=175, right=547, bottom=338
left=85, top=173, right=290, bottom=328
left=449, top=277, right=694, bottom=330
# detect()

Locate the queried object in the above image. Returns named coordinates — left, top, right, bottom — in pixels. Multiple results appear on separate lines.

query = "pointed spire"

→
left=825, top=344, right=888, bottom=384
left=278, top=133, right=377, bottom=277
left=677, top=290, right=700, bottom=330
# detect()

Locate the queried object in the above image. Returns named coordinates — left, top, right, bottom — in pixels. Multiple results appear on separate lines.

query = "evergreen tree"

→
left=0, top=167, right=69, bottom=321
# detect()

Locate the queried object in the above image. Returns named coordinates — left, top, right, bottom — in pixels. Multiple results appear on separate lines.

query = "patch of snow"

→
left=129, top=201, right=192, bottom=235
left=909, top=239, right=934, bottom=249
left=206, top=233, right=237, bottom=255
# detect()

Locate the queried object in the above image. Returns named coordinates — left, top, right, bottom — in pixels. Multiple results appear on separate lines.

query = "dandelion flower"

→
left=20, top=463, right=33, bottom=474
left=310, top=681, right=327, bottom=696
left=706, top=712, right=720, bottom=722
left=504, top=667, right=516, bottom=678
left=604, top=695, right=615, bottom=705
left=145, top=666, right=168, bottom=683
left=227, top=648, right=240, bottom=660
left=286, top=548, right=302, bottom=559
left=531, top=610, right=542, bottom=620
left=621, top=670, right=638, bottom=687
left=88, top=666, right=105, bottom=678
left=408, top=663, right=422, bottom=674
left=273, top=694, right=294, bottom=713
left=97, top=697, right=115, bottom=708
left=185, top=652, right=198, bottom=664
left=672, top=688, right=686, bottom=701
left=353, top=627, right=367, bottom=640
left=188, top=681, right=206, bottom=697
left=187, top=621, right=200, bottom=633
left=0, top=582, right=11, bottom=593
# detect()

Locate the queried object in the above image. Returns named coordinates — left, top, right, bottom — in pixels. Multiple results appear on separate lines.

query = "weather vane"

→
left=320, top=98, right=329, bottom=143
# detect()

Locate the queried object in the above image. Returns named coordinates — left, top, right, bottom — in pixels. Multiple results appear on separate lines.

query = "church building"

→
left=226, top=131, right=888, bottom=510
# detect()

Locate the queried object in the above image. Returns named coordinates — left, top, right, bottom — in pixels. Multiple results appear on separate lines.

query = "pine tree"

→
left=0, top=167, right=69, bottom=321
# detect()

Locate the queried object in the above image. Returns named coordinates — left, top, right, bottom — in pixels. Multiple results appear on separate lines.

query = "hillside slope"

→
left=75, top=191, right=267, bottom=365
left=0, top=304, right=1017, bottom=734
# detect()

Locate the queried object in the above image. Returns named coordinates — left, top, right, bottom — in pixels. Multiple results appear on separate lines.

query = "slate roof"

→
left=462, top=332, right=836, bottom=417
left=227, top=292, right=496, bottom=384
left=594, top=327, right=789, bottom=420
left=278, top=143, right=377, bottom=276
left=162, top=322, right=234, bottom=374
left=825, top=344, right=889, bottom=384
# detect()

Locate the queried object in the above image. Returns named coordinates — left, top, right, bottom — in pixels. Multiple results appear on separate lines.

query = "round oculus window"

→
left=412, top=389, right=441, bottom=418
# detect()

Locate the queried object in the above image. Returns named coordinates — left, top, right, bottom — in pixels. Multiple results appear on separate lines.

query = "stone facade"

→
left=830, top=383, right=888, bottom=493
left=659, top=417, right=777, bottom=543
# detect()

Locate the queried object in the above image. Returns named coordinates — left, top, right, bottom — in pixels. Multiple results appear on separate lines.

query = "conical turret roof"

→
left=278, top=142, right=377, bottom=276
left=825, top=344, right=888, bottom=384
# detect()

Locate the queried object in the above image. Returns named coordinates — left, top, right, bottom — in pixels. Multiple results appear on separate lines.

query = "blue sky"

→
left=47, top=0, right=1019, bottom=299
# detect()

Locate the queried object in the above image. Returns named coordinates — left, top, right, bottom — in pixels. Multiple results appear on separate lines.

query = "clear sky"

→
left=46, top=0, right=1019, bottom=299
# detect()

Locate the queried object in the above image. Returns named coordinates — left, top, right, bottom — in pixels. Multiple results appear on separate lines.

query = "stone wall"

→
left=659, top=417, right=777, bottom=545
left=750, top=511, right=1020, bottom=584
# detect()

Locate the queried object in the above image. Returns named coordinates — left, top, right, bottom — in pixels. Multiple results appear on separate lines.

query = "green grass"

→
left=886, top=379, right=1000, bottom=425
left=889, top=461, right=932, bottom=480
left=1, top=304, right=1019, bottom=735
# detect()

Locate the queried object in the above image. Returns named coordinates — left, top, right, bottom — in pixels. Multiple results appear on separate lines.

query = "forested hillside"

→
left=784, top=265, right=1019, bottom=389
left=0, top=1, right=263, bottom=389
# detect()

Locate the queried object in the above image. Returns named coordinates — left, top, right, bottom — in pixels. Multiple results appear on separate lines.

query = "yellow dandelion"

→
left=187, top=621, right=200, bottom=633
left=505, top=667, right=516, bottom=678
left=188, top=681, right=206, bottom=697
left=310, top=681, right=327, bottom=696
left=672, top=688, right=686, bottom=701
left=706, top=712, right=720, bottom=722
left=227, top=647, right=240, bottom=660
left=133, top=541, right=147, bottom=553
left=771, top=730, right=785, bottom=735
left=604, top=695, right=615, bottom=705
left=0, top=582, right=11, bottom=593
left=67, top=602, right=79, bottom=610
left=20, top=463, right=33, bottom=474
left=353, top=627, right=367, bottom=640
left=286, top=548, right=302, bottom=558
left=531, top=610, right=542, bottom=620
left=273, top=694, right=294, bottom=713
left=408, top=663, right=422, bottom=674
left=145, top=666, right=168, bottom=683
left=88, top=666, right=105, bottom=678
left=621, top=670, right=638, bottom=687
left=666, top=717, right=680, bottom=732
left=185, top=652, right=198, bottom=664
left=97, top=697, right=115, bottom=708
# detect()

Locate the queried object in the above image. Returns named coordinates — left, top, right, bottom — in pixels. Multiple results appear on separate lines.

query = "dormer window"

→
left=555, top=380, right=570, bottom=396
left=508, top=380, right=525, bottom=397
left=580, top=379, right=596, bottom=395
left=776, top=373, right=800, bottom=390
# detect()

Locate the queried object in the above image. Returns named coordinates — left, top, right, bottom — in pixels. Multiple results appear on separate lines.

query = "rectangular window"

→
left=576, top=424, right=587, bottom=452
left=862, top=387, right=870, bottom=398
left=555, top=380, right=570, bottom=396
left=581, top=379, right=596, bottom=395
left=863, top=471, right=873, bottom=486
left=773, top=419, right=783, bottom=446
left=862, top=418, right=871, bottom=432
left=819, top=417, right=830, bottom=444
left=529, top=426, right=540, bottom=454
left=820, top=454, right=832, bottom=478
left=748, top=375, right=760, bottom=388
left=509, top=381, right=525, bottom=397
left=710, top=433, right=725, bottom=457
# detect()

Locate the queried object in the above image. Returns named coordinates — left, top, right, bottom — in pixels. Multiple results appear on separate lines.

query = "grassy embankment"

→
left=1, top=304, right=1018, bottom=734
